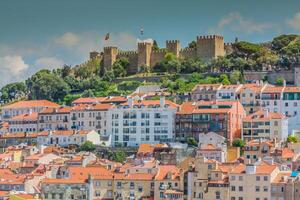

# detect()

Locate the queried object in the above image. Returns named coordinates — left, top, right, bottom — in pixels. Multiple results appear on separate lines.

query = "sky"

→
left=1, top=0, right=300, bottom=87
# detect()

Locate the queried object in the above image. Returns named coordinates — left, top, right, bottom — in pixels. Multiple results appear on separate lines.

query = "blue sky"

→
left=1, top=0, right=300, bottom=86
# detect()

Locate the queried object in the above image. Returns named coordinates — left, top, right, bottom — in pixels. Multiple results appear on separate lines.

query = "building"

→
left=197, top=144, right=227, bottom=162
left=238, top=83, right=267, bottom=114
left=41, top=179, right=89, bottom=200
left=36, top=130, right=100, bottom=147
left=260, top=85, right=285, bottom=113
left=71, top=96, right=127, bottom=106
left=216, top=84, right=243, bottom=101
left=38, top=107, right=71, bottom=131
left=190, top=84, right=222, bottom=101
left=228, top=162, right=279, bottom=200
left=242, top=109, right=288, bottom=142
left=1, top=100, right=59, bottom=120
left=8, top=112, right=38, bottom=133
left=176, top=100, right=245, bottom=142
left=243, top=140, right=276, bottom=164
left=108, top=97, right=178, bottom=147
left=271, top=171, right=300, bottom=200
left=282, top=86, right=300, bottom=117
left=94, top=35, right=226, bottom=74
left=70, top=103, right=113, bottom=136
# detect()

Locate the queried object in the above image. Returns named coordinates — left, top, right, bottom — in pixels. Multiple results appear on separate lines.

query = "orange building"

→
left=176, top=100, right=245, bottom=142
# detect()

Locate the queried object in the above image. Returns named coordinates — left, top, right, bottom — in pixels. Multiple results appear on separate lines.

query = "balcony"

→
left=96, top=116, right=101, bottom=120
left=39, top=120, right=45, bottom=123
left=71, top=116, right=77, bottom=120
left=96, top=125, right=101, bottom=129
left=63, top=119, right=68, bottom=122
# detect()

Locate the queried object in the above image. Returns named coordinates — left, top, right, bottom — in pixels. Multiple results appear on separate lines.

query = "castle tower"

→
left=103, top=46, right=118, bottom=69
left=166, top=40, right=181, bottom=57
left=138, top=42, right=153, bottom=67
left=196, top=35, right=225, bottom=61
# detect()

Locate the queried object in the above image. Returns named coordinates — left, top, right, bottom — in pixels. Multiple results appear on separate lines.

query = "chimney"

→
left=160, top=96, right=165, bottom=108
left=264, top=109, right=269, bottom=118
left=128, top=97, right=133, bottom=108
left=246, top=164, right=256, bottom=174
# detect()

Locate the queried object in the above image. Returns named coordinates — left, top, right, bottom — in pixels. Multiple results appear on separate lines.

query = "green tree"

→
left=187, top=137, right=198, bottom=146
left=61, top=65, right=71, bottom=78
left=79, top=141, right=96, bottom=152
left=230, top=70, right=242, bottom=84
left=26, top=70, right=70, bottom=102
left=152, top=40, right=159, bottom=51
left=112, top=58, right=129, bottom=77
left=287, top=135, right=298, bottom=143
left=113, top=151, right=126, bottom=163
left=82, top=89, right=95, bottom=97
left=275, top=77, right=285, bottom=86
left=232, top=138, right=245, bottom=147
left=219, top=74, right=231, bottom=85
left=188, top=41, right=197, bottom=49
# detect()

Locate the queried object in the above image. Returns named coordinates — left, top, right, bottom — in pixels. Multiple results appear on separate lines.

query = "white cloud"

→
left=0, top=55, right=29, bottom=75
left=286, top=12, right=300, bottom=31
left=209, top=12, right=273, bottom=34
left=35, top=57, right=65, bottom=69
left=54, top=32, right=80, bottom=47
left=0, top=55, right=29, bottom=86
left=0, top=31, right=138, bottom=87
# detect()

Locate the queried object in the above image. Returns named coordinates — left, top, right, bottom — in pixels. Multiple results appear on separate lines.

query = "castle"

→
left=90, top=35, right=233, bottom=74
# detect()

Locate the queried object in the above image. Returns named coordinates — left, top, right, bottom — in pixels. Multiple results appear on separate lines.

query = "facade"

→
left=93, top=35, right=227, bottom=74
left=8, top=112, right=38, bottom=133
left=108, top=97, right=178, bottom=147
left=176, top=100, right=245, bottom=142
left=216, top=84, right=243, bottom=101
left=197, top=144, right=227, bottom=162
left=243, top=140, right=275, bottom=164
left=70, top=103, right=113, bottom=136
left=41, top=179, right=89, bottom=200
left=1, top=100, right=59, bottom=120
left=238, top=83, right=267, bottom=114
left=36, top=130, right=100, bottom=147
left=242, top=110, right=288, bottom=142
left=38, top=107, right=71, bottom=131
left=190, top=84, right=222, bottom=101
left=228, top=163, right=279, bottom=200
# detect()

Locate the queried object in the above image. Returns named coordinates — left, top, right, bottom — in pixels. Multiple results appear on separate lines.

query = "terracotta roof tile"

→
left=2, top=100, right=59, bottom=109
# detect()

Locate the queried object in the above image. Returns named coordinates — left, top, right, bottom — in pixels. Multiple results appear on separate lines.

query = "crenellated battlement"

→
left=103, top=46, right=118, bottom=52
left=100, top=33, right=228, bottom=72
left=180, top=47, right=196, bottom=52
left=166, top=40, right=180, bottom=44
left=138, top=42, right=152, bottom=48
left=118, top=50, right=138, bottom=56
left=197, top=35, right=224, bottom=40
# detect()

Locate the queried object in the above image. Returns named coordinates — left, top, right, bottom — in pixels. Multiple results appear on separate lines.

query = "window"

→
left=95, top=191, right=100, bottom=197
left=256, top=176, right=260, bottom=181
left=285, top=102, right=288, bottom=107
left=238, top=197, right=243, bottom=200
left=59, top=194, right=63, bottom=199
left=239, top=186, right=243, bottom=191
left=52, top=194, right=56, bottom=199
left=231, top=197, right=236, bottom=200
left=138, top=186, right=143, bottom=192
left=263, top=176, right=268, bottom=181
left=231, top=186, right=236, bottom=191
left=239, top=176, right=243, bottom=181
left=216, top=191, right=220, bottom=199
left=263, top=186, right=268, bottom=192
left=130, top=182, right=135, bottom=189
left=231, top=176, right=236, bottom=181
left=256, top=186, right=260, bottom=192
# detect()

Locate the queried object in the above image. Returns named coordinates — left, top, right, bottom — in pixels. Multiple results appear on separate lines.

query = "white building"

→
left=70, top=104, right=113, bottom=136
left=38, top=107, right=71, bottom=131
left=1, top=100, right=59, bottom=120
left=216, top=84, right=243, bottom=101
left=108, top=97, right=178, bottom=147
left=8, top=112, right=38, bottom=133
left=37, top=130, right=100, bottom=147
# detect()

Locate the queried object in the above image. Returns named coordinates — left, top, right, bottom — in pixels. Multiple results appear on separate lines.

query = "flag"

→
left=104, top=33, right=110, bottom=40
left=140, top=27, right=144, bottom=35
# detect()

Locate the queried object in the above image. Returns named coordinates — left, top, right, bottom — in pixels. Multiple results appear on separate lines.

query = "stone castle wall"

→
left=90, top=34, right=228, bottom=74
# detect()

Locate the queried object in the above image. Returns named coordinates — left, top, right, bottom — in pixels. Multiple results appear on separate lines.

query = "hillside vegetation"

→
left=1, top=34, right=300, bottom=105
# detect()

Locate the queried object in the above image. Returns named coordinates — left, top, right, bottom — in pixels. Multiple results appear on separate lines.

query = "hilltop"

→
left=1, top=34, right=300, bottom=106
